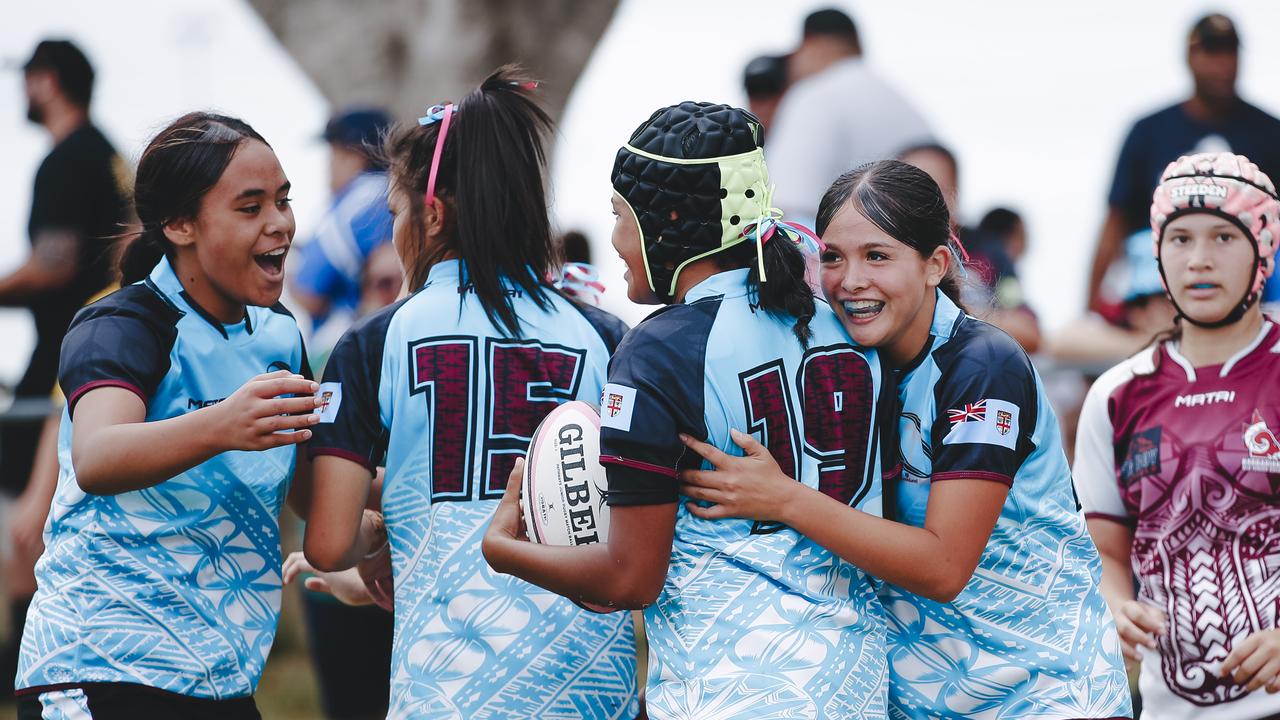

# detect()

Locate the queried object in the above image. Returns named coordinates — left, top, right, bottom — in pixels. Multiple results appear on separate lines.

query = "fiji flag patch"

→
left=943, top=398, right=1019, bottom=450
left=599, top=383, right=636, bottom=432
left=314, top=382, right=342, bottom=423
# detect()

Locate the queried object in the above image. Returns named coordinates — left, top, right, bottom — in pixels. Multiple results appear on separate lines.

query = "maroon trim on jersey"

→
left=599, top=454, right=677, bottom=478
left=931, top=469, right=1013, bottom=487
left=67, top=379, right=147, bottom=415
left=309, top=446, right=377, bottom=473
left=1084, top=511, right=1136, bottom=527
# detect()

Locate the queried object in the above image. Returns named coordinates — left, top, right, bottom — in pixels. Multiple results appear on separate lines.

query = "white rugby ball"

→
left=521, top=400, right=614, bottom=613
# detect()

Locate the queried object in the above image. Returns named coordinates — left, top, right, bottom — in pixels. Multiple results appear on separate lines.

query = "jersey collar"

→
left=683, top=268, right=751, bottom=304
left=929, top=289, right=965, bottom=340
left=145, top=256, right=253, bottom=339
left=1165, top=319, right=1276, bottom=381
left=422, top=258, right=463, bottom=288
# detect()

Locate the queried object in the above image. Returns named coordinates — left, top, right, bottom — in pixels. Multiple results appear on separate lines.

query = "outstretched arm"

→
left=678, top=430, right=1006, bottom=602
left=483, top=459, right=676, bottom=610
left=71, top=371, right=321, bottom=495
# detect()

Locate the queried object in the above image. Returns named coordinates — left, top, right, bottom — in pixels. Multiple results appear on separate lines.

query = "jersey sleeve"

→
left=599, top=310, right=707, bottom=506
left=1073, top=365, right=1133, bottom=525
left=929, top=329, right=1037, bottom=486
left=59, top=292, right=177, bottom=416
left=308, top=305, right=397, bottom=473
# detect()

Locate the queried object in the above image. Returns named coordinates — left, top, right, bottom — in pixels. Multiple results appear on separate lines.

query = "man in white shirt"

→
left=767, top=9, right=933, bottom=227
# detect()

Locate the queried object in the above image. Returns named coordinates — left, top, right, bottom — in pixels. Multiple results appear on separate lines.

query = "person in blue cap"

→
left=291, top=107, right=396, bottom=351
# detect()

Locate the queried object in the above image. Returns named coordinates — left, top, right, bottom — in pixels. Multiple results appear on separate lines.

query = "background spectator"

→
left=1087, top=13, right=1280, bottom=311
left=978, top=207, right=1027, bottom=265
left=0, top=39, right=128, bottom=696
left=899, top=143, right=1041, bottom=352
left=290, top=107, right=394, bottom=345
left=742, top=54, right=789, bottom=138
left=767, top=7, right=933, bottom=227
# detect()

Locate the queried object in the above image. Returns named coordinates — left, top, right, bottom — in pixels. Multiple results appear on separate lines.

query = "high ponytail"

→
left=119, top=112, right=267, bottom=284
left=385, top=65, right=555, bottom=338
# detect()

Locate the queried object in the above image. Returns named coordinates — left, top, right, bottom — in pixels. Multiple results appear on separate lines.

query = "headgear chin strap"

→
left=1150, top=152, right=1280, bottom=329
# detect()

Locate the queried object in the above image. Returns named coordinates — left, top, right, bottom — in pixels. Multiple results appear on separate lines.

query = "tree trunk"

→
left=246, top=0, right=619, bottom=124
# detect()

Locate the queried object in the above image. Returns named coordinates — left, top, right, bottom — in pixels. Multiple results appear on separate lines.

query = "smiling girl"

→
left=15, top=113, right=318, bottom=720
left=1075, top=152, right=1280, bottom=719
left=677, top=160, right=1131, bottom=719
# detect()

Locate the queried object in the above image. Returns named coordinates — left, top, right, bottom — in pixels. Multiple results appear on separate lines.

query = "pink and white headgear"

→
left=1150, top=152, right=1280, bottom=327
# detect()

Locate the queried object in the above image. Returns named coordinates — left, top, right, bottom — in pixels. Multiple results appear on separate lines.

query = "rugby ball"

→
left=521, top=400, right=614, bottom=613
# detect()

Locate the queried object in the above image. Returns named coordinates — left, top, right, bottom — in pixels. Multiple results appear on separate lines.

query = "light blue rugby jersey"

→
left=310, top=259, right=638, bottom=720
left=884, top=291, right=1131, bottom=720
left=599, top=268, right=888, bottom=720
left=17, top=256, right=309, bottom=700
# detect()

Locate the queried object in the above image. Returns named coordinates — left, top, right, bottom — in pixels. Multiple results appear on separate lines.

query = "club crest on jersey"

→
left=943, top=398, right=1018, bottom=450
left=1243, top=410, right=1280, bottom=472
left=599, top=383, right=636, bottom=432
left=1119, top=426, right=1162, bottom=486
left=314, top=382, right=342, bottom=423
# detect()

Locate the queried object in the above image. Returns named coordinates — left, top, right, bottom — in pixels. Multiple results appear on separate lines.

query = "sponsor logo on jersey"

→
left=1174, top=390, right=1236, bottom=408
left=943, top=398, right=1019, bottom=450
left=314, top=382, right=343, bottom=423
left=187, top=397, right=226, bottom=409
left=1119, top=426, right=1161, bottom=486
left=1242, top=410, right=1280, bottom=473
left=599, top=383, right=636, bottom=432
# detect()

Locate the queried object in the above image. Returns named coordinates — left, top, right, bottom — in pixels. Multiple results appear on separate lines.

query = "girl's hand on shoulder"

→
left=482, top=458, right=528, bottom=572
left=1222, top=629, right=1280, bottom=693
left=211, top=369, right=322, bottom=451
left=1114, top=600, right=1166, bottom=663
left=678, top=429, right=799, bottom=523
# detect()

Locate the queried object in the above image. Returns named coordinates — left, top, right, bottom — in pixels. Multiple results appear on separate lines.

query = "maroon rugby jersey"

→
left=1076, top=320, right=1280, bottom=720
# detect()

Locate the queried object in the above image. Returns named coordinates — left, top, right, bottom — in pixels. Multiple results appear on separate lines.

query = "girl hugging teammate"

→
left=484, top=102, right=889, bottom=719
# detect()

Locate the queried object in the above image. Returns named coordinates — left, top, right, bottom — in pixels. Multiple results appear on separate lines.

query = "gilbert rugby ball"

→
left=521, top=400, right=614, bottom=613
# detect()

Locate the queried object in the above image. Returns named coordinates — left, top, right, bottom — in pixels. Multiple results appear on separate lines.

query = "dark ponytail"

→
left=385, top=65, right=555, bottom=338
left=816, top=160, right=968, bottom=312
left=119, top=112, right=267, bottom=284
left=717, top=231, right=815, bottom=345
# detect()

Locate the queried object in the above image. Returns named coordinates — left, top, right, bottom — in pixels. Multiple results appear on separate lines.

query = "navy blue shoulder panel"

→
left=60, top=283, right=183, bottom=415
left=928, top=315, right=1039, bottom=483
left=309, top=296, right=413, bottom=471
left=602, top=297, right=720, bottom=505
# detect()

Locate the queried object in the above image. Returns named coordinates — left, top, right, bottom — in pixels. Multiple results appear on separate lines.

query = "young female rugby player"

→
left=300, top=68, right=638, bottom=719
left=677, top=160, right=1132, bottom=719
left=16, top=112, right=317, bottom=719
left=484, top=102, right=890, bottom=719
left=1076, top=152, right=1280, bottom=719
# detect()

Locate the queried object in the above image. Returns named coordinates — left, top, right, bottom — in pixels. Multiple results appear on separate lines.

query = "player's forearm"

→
left=71, top=409, right=225, bottom=495
left=777, top=485, right=979, bottom=602
left=1096, top=546, right=1138, bottom=614
left=485, top=537, right=662, bottom=610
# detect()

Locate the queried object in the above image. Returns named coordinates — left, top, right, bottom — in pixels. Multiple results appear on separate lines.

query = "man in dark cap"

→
left=742, top=54, right=788, bottom=138
left=1087, top=13, right=1280, bottom=310
left=291, top=107, right=396, bottom=347
left=0, top=37, right=129, bottom=697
